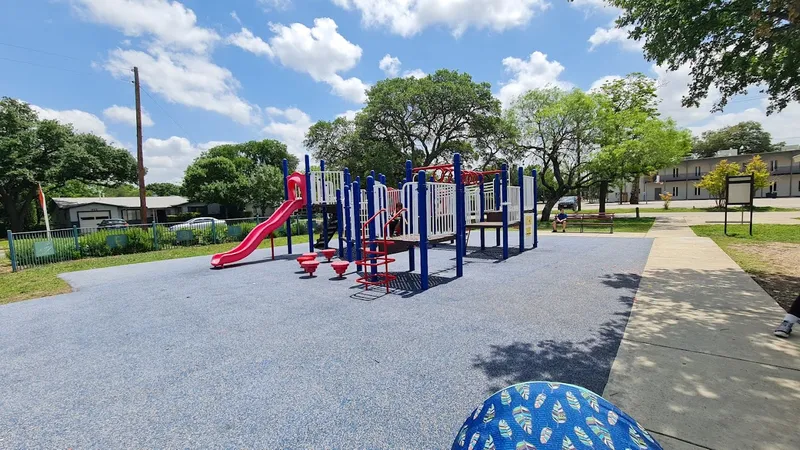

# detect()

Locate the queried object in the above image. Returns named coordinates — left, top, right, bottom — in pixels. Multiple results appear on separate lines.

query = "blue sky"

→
left=2, top=0, right=798, bottom=182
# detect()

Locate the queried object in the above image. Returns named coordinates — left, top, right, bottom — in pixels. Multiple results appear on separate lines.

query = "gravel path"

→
left=0, top=235, right=652, bottom=448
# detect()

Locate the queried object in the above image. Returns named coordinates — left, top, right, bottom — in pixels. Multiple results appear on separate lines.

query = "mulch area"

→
left=731, top=242, right=800, bottom=311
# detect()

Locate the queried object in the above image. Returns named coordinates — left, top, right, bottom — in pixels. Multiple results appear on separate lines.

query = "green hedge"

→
left=12, top=219, right=312, bottom=269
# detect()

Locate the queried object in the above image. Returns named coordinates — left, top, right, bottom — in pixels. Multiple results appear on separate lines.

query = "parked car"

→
left=97, top=218, right=129, bottom=230
left=557, top=196, right=578, bottom=211
left=168, top=217, right=225, bottom=231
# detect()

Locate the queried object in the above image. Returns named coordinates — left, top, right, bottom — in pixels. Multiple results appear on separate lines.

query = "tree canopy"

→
left=692, top=121, right=781, bottom=157
left=607, top=0, right=800, bottom=114
left=356, top=69, right=501, bottom=167
left=591, top=74, right=691, bottom=206
left=182, top=139, right=293, bottom=216
left=0, top=97, right=137, bottom=231
left=147, top=182, right=183, bottom=196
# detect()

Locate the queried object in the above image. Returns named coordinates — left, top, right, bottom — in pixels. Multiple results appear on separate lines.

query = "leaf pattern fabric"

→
left=451, top=382, right=661, bottom=450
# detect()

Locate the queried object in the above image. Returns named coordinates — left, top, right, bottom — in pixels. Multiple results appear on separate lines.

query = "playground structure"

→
left=211, top=153, right=539, bottom=292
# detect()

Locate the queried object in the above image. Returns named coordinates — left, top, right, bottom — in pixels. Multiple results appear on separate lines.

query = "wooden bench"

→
left=566, top=213, right=615, bottom=234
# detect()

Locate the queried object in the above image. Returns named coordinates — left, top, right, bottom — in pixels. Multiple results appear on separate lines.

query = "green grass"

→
left=691, top=224, right=800, bottom=274
left=690, top=224, right=800, bottom=244
left=538, top=217, right=655, bottom=233
left=0, top=235, right=309, bottom=305
left=577, top=206, right=800, bottom=214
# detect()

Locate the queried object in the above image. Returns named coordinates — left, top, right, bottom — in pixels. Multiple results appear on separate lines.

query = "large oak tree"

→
left=0, top=98, right=137, bottom=231
left=606, top=0, right=800, bottom=113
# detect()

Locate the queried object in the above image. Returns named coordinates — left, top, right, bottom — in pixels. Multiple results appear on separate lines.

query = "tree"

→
left=249, top=165, right=284, bottom=215
left=183, top=157, right=248, bottom=217
left=304, top=117, right=406, bottom=184
left=590, top=73, right=684, bottom=209
left=692, top=121, right=781, bottom=157
left=358, top=69, right=501, bottom=167
left=509, top=87, right=601, bottom=221
left=204, top=140, right=298, bottom=175
left=0, top=98, right=137, bottom=231
left=744, top=154, right=771, bottom=190
left=147, top=182, right=183, bottom=196
left=606, top=0, right=800, bottom=114
left=696, top=160, right=742, bottom=207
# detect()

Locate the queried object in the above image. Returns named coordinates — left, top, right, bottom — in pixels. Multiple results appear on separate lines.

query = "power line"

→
left=1, top=43, right=194, bottom=141
left=0, top=42, right=84, bottom=61
left=140, top=86, right=191, bottom=138
left=0, top=56, right=94, bottom=75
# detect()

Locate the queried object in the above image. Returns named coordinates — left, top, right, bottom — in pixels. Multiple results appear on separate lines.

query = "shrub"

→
left=659, top=192, right=673, bottom=210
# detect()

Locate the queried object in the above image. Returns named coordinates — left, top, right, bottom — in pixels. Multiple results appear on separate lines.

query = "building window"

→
left=770, top=160, right=779, bottom=171
left=769, top=182, right=778, bottom=193
left=694, top=187, right=701, bottom=196
left=672, top=186, right=679, bottom=196
left=695, top=166, right=701, bottom=176
left=672, top=168, right=679, bottom=177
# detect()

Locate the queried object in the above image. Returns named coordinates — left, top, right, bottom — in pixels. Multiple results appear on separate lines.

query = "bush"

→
left=659, top=192, right=673, bottom=210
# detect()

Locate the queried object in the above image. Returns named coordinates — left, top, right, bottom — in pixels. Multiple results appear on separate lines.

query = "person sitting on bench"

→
left=552, top=207, right=568, bottom=233
left=388, top=202, right=404, bottom=236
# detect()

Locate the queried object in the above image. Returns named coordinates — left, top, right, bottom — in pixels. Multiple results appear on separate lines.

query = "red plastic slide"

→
left=211, top=172, right=306, bottom=268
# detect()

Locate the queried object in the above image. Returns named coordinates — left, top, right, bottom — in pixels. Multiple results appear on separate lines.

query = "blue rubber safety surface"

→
left=0, top=234, right=652, bottom=448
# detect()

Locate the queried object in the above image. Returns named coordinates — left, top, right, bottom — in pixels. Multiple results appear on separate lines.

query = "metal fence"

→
left=6, top=216, right=307, bottom=271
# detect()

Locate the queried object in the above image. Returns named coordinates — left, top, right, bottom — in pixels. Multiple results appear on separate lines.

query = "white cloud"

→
left=588, top=75, right=622, bottom=92
left=654, top=64, right=721, bottom=126
left=379, top=54, right=401, bottom=77
left=71, top=0, right=219, bottom=53
left=31, top=104, right=118, bottom=145
left=402, top=69, right=427, bottom=79
left=687, top=100, right=800, bottom=145
left=258, top=0, right=292, bottom=10
left=337, top=109, right=361, bottom=120
left=226, top=28, right=273, bottom=57
left=230, top=11, right=242, bottom=25
left=142, top=137, right=235, bottom=183
left=497, top=51, right=570, bottom=106
left=332, top=0, right=549, bottom=37
left=262, top=107, right=313, bottom=158
left=103, top=105, right=154, bottom=127
left=228, top=18, right=369, bottom=103
left=570, top=0, right=619, bottom=14
left=104, top=47, right=258, bottom=125
left=588, top=22, right=642, bottom=52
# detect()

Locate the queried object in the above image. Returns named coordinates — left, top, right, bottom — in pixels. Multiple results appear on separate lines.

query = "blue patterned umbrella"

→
left=452, top=382, right=661, bottom=450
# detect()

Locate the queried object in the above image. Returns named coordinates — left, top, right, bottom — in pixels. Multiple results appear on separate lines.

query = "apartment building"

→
left=607, top=147, right=800, bottom=202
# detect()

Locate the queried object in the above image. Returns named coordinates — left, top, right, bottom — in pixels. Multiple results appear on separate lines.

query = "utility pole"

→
left=133, top=67, right=148, bottom=225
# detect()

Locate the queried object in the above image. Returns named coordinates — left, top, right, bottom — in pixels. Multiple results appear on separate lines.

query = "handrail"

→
left=361, top=208, right=387, bottom=238
left=383, top=208, right=407, bottom=237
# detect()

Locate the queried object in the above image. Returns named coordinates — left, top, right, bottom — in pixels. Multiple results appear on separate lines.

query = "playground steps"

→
left=355, top=240, right=397, bottom=293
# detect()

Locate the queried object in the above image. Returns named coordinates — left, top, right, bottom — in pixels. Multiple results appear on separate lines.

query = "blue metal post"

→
left=479, top=174, right=486, bottom=250
left=370, top=170, right=376, bottom=179
left=7, top=230, right=17, bottom=272
left=321, top=160, right=328, bottom=249
left=494, top=174, right=501, bottom=247
left=418, top=171, right=428, bottom=290
left=518, top=167, right=525, bottom=253
left=282, top=158, right=292, bottom=253
left=304, top=155, right=314, bottom=252
left=366, top=175, right=377, bottom=279
left=344, top=169, right=352, bottom=261
left=336, top=189, right=344, bottom=258
left=344, top=184, right=353, bottom=261
left=405, top=160, right=413, bottom=183
left=454, top=154, right=464, bottom=277
left=502, top=164, right=509, bottom=260
left=533, top=169, right=539, bottom=249
left=353, top=180, right=362, bottom=269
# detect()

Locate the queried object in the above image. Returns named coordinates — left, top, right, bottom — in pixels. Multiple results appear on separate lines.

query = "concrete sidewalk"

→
left=603, top=218, right=800, bottom=449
